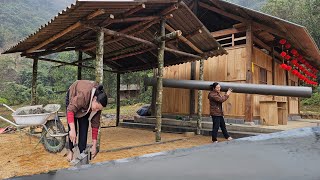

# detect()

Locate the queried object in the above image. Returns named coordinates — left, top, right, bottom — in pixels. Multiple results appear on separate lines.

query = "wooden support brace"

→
left=155, top=30, right=182, bottom=43
left=165, top=24, right=203, bottom=54
left=26, top=9, right=106, bottom=53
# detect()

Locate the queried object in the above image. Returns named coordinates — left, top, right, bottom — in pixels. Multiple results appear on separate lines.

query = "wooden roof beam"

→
left=25, top=9, right=106, bottom=53
left=52, top=14, right=115, bottom=51
left=37, top=57, right=117, bottom=72
left=165, top=24, right=203, bottom=53
left=252, top=35, right=272, bottom=52
left=123, top=4, right=146, bottom=17
left=211, top=27, right=246, bottom=38
left=82, top=14, right=174, bottom=51
left=55, top=57, right=94, bottom=68
left=81, top=2, right=180, bottom=51
left=84, top=24, right=202, bottom=59
left=22, top=47, right=77, bottom=58
left=111, top=16, right=159, bottom=23
left=199, top=2, right=287, bottom=39
left=105, top=48, right=154, bottom=62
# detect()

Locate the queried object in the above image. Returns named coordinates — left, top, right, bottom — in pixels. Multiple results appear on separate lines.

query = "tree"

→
left=261, top=0, right=320, bottom=47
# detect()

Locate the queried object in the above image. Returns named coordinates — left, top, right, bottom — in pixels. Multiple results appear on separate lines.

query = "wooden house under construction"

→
left=159, top=0, right=320, bottom=125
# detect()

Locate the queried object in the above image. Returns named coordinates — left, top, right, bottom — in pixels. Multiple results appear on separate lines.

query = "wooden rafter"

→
left=52, top=14, right=115, bottom=51
left=22, top=47, right=77, bottom=57
left=185, top=29, right=202, bottom=39
left=25, top=9, right=106, bottom=53
left=123, top=4, right=146, bottom=17
left=81, top=2, right=180, bottom=51
left=83, top=24, right=202, bottom=59
left=56, top=57, right=94, bottom=68
left=165, top=24, right=203, bottom=54
left=105, top=48, right=154, bottom=62
left=57, top=4, right=145, bottom=51
left=38, top=57, right=116, bottom=72
left=111, top=16, right=158, bottom=23
left=211, top=27, right=246, bottom=38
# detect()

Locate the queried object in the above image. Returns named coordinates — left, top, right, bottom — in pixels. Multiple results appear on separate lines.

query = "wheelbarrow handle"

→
left=0, top=104, right=15, bottom=112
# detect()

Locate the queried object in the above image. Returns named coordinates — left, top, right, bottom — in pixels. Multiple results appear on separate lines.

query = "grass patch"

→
left=103, top=103, right=143, bottom=116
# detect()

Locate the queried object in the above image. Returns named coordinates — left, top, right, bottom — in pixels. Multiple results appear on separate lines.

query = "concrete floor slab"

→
left=9, top=127, right=320, bottom=180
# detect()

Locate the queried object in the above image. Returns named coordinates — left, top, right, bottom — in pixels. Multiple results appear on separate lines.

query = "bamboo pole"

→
left=31, top=58, right=38, bottom=105
left=155, top=19, right=166, bottom=142
left=196, top=59, right=204, bottom=135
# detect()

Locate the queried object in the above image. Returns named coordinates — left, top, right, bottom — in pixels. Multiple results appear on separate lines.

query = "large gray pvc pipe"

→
left=144, top=78, right=312, bottom=98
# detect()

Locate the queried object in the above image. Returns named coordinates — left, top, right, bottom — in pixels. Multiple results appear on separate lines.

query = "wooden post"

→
left=196, top=59, right=204, bottom=135
left=155, top=19, right=166, bottom=142
left=190, top=61, right=196, bottom=119
left=116, top=73, right=121, bottom=126
left=96, top=29, right=104, bottom=149
left=151, top=68, right=157, bottom=116
left=245, top=23, right=253, bottom=124
left=78, top=51, right=83, bottom=80
left=96, top=29, right=104, bottom=83
left=31, top=58, right=38, bottom=105
left=285, top=63, right=290, bottom=116
left=271, top=47, right=276, bottom=100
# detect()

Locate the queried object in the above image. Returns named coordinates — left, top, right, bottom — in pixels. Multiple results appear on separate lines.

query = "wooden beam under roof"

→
left=111, top=16, right=159, bottom=23
left=211, top=27, right=246, bottom=38
left=165, top=24, right=203, bottom=54
left=84, top=24, right=202, bottom=59
left=81, top=2, right=180, bottom=51
left=37, top=57, right=117, bottom=72
left=25, top=9, right=106, bottom=53
left=52, top=14, right=115, bottom=51
left=56, top=4, right=146, bottom=51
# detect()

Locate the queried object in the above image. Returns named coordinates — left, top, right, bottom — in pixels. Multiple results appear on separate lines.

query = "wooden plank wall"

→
left=288, top=71, right=299, bottom=114
left=252, top=48, right=274, bottom=117
left=161, top=45, right=299, bottom=117
left=195, top=46, right=247, bottom=117
left=162, top=63, right=191, bottom=114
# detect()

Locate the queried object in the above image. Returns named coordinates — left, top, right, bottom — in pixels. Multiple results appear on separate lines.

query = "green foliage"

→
left=261, top=0, right=320, bottom=47
left=1, top=82, right=30, bottom=105
left=0, top=97, right=8, bottom=104
left=301, top=92, right=320, bottom=106
left=226, top=0, right=267, bottom=10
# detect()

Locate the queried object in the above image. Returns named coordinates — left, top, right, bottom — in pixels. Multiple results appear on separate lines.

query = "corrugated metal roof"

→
left=206, top=0, right=320, bottom=68
left=3, top=0, right=226, bottom=72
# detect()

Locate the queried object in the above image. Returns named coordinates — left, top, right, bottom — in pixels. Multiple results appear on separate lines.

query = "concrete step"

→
left=133, top=116, right=281, bottom=134
left=119, top=122, right=261, bottom=139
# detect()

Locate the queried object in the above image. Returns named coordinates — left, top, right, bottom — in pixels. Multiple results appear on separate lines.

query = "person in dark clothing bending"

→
left=208, top=82, right=233, bottom=143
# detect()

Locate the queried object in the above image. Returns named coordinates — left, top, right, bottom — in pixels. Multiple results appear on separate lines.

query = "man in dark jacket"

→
left=208, top=82, right=233, bottom=143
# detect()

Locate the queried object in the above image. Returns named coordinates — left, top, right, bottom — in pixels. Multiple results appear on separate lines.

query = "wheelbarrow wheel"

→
left=41, top=119, right=66, bottom=153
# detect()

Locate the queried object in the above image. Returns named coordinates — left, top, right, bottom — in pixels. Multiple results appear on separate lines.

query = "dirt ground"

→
left=0, top=126, right=221, bottom=179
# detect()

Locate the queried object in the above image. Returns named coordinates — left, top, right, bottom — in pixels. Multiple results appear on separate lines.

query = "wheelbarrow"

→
left=0, top=104, right=68, bottom=153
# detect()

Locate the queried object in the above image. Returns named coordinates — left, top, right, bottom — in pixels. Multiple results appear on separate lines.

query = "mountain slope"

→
left=0, top=0, right=74, bottom=51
